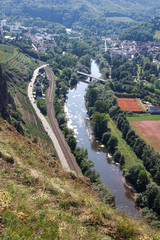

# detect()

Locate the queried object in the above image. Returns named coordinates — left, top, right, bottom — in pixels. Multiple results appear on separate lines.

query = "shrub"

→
left=115, top=219, right=139, bottom=239
left=37, top=99, right=47, bottom=115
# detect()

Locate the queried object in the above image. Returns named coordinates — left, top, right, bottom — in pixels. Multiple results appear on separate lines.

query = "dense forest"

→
left=0, top=0, right=160, bottom=33
left=120, top=18, right=160, bottom=41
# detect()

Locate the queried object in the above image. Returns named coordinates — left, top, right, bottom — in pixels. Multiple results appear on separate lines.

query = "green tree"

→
left=125, top=164, right=144, bottom=189
left=136, top=170, right=150, bottom=192
left=37, top=99, right=47, bottom=115
left=85, top=88, right=98, bottom=107
left=70, top=73, right=78, bottom=86
left=102, top=132, right=111, bottom=147
left=153, top=192, right=160, bottom=215
left=107, top=136, right=118, bottom=153
left=144, top=183, right=159, bottom=208
left=91, top=112, right=109, bottom=139
left=79, top=54, right=91, bottom=69
left=94, top=100, right=108, bottom=113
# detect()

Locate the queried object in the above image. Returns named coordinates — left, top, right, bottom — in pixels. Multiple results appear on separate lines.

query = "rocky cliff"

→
left=0, top=65, right=24, bottom=135
left=0, top=65, right=11, bottom=121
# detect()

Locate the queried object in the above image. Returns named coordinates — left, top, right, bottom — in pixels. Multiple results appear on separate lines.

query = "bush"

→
left=37, top=99, right=47, bottom=115
left=114, top=150, right=124, bottom=165
left=107, top=136, right=118, bottom=154
left=115, top=219, right=139, bottom=239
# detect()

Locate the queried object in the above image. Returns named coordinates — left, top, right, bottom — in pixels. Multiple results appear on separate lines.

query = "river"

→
left=65, top=60, right=141, bottom=217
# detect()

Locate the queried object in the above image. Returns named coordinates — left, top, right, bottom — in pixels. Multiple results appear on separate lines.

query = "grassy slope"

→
left=0, top=45, right=18, bottom=63
left=127, top=115, right=160, bottom=121
left=108, top=119, right=140, bottom=169
left=0, top=118, right=158, bottom=239
left=154, top=30, right=160, bottom=40
left=0, top=44, right=51, bottom=142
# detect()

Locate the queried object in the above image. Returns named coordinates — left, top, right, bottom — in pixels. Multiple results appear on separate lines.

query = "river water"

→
left=65, top=60, right=141, bottom=217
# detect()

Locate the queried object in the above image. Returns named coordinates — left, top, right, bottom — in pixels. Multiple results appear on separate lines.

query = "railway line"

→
left=45, top=67, right=82, bottom=177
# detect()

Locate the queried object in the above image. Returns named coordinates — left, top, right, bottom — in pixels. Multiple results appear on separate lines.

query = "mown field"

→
left=127, top=114, right=160, bottom=121
left=108, top=119, right=140, bottom=169
left=130, top=120, right=160, bottom=153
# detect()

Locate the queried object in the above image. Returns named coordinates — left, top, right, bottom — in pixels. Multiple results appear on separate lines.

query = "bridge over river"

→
left=77, top=71, right=108, bottom=83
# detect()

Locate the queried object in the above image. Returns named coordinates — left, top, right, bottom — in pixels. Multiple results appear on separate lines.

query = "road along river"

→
left=28, top=65, right=70, bottom=172
left=65, top=60, right=141, bottom=217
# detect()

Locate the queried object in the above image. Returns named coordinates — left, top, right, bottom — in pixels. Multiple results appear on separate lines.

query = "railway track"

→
left=45, top=67, right=82, bottom=177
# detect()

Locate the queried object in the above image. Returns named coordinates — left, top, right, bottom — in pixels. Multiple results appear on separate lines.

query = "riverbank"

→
left=65, top=60, right=141, bottom=217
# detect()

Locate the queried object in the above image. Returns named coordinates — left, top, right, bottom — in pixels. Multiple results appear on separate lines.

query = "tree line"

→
left=85, top=81, right=160, bottom=227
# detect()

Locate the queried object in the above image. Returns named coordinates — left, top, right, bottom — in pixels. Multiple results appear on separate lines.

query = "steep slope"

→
left=0, top=65, right=15, bottom=122
left=0, top=44, right=50, bottom=140
left=0, top=118, right=159, bottom=239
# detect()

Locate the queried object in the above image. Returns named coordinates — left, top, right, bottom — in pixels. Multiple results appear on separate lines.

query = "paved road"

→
left=45, top=66, right=82, bottom=177
left=28, top=65, right=70, bottom=172
left=28, top=65, right=82, bottom=177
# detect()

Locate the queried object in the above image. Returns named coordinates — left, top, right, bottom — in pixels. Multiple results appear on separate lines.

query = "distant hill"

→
left=120, top=17, right=160, bottom=41
left=0, top=0, right=160, bottom=28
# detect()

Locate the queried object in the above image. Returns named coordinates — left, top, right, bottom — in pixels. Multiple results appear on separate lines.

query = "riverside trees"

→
left=85, top=81, right=160, bottom=225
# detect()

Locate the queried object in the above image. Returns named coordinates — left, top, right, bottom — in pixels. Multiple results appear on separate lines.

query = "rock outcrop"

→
left=0, top=65, right=10, bottom=121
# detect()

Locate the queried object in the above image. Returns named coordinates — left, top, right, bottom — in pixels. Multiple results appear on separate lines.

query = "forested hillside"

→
left=0, top=0, right=160, bottom=29
left=120, top=18, right=160, bottom=41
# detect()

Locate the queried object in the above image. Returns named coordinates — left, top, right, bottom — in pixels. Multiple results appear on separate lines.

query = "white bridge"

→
left=77, top=71, right=108, bottom=83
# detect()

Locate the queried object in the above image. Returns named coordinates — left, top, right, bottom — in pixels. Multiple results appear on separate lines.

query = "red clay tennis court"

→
left=118, top=98, right=143, bottom=112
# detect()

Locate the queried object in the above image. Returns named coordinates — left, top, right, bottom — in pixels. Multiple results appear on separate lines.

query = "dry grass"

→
left=130, top=120, right=160, bottom=153
left=0, top=118, right=159, bottom=239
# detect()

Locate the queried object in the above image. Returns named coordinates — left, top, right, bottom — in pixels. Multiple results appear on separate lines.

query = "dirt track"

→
left=45, top=67, right=82, bottom=177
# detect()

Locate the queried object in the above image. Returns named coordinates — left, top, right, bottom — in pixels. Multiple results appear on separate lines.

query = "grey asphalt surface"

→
left=28, top=65, right=70, bottom=172
left=28, top=65, right=82, bottom=177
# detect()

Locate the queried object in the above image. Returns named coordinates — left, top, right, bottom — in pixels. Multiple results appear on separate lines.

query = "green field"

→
left=154, top=30, right=160, bottom=40
left=0, top=44, right=18, bottom=63
left=108, top=119, right=140, bottom=169
left=127, top=114, right=160, bottom=121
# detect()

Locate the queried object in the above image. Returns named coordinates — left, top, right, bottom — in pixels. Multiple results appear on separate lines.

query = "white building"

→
left=1, top=19, right=7, bottom=28
left=10, top=24, right=21, bottom=34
